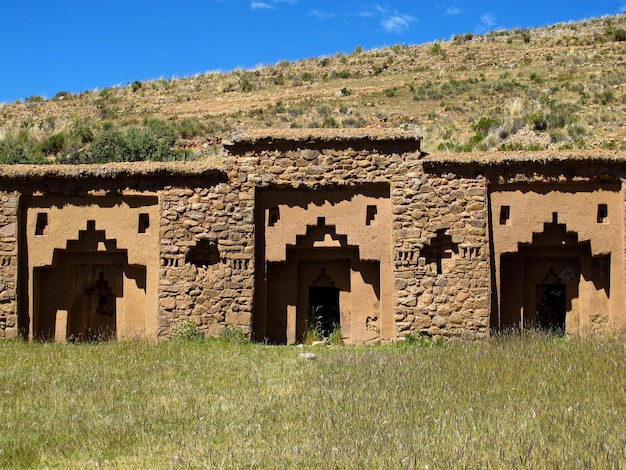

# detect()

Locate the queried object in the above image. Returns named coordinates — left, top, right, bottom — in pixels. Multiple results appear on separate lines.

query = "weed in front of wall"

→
left=171, top=319, right=204, bottom=342
left=220, top=326, right=249, bottom=344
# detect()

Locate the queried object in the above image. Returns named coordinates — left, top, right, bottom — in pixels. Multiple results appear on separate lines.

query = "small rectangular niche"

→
left=499, top=206, right=510, bottom=225
left=86, top=220, right=96, bottom=231
left=267, top=207, right=280, bottom=227
left=366, top=205, right=378, bottom=226
left=317, top=217, right=326, bottom=227
left=597, top=204, right=608, bottom=223
left=138, top=213, right=150, bottom=233
left=35, top=212, right=48, bottom=235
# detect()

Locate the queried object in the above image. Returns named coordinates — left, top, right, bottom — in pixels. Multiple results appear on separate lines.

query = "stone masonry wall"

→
left=158, top=144, right=411, bottom=340
left=392, top=168, right=490, bottom=340
left=0, top=138, right=490, bottom=342
left=158, top=183, right=255, bottom=339
left=0, top=190, right=18, bottom=339
left=216, top=139, right=490, bottom=341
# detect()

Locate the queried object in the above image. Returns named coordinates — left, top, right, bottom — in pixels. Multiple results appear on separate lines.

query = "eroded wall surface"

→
left=157, top=184, right=254, bottom=339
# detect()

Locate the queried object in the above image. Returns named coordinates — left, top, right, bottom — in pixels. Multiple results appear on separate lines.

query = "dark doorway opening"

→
left=535, top=283, right=566, bottom=331
left=81, top=271, right=117, bottom=340
left=308, top=286, right=340, bottom=337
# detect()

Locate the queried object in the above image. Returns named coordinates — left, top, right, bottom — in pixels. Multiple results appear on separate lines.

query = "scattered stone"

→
left=299, top=352, right=318, bottom=361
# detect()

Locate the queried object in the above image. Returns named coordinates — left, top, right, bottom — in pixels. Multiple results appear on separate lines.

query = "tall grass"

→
left=0, top=333, right=624, bottom=468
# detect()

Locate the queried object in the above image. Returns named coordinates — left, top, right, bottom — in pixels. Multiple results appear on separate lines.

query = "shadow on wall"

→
left=253, top=186, right=391, bottom=344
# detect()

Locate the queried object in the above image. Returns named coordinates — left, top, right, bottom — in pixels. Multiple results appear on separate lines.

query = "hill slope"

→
left=0, top=14, right=624, bottom=162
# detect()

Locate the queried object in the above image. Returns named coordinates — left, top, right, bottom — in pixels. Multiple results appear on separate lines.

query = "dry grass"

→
left=1, top=332, right=624, bottom=468
left=0, top=14, right=625, bottom=161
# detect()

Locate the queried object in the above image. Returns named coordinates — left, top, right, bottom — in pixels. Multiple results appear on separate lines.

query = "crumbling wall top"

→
left=0, top=161, right=224, bottom=180
left=222, top=128, right=422, bottom=154
left=423, top=149, right=626, bottom=166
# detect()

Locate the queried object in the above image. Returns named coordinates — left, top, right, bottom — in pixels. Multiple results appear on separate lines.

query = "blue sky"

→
left=1, top=1, right=624, bottom=103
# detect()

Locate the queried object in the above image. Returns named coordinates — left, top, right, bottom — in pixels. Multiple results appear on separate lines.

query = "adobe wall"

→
left=0, top=134, right=622, bottom=343
left=426, top=153, right=626, bottom=335
left=23, top=194, right=160, bottom=340
left=220, top=131, right=490, bottom=342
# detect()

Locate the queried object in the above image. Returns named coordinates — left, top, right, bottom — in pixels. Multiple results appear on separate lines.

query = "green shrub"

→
left=330, top=70, right=351, bottom=79
left=220, top=326, right=249, bottom=344
left=40, top=133, right=66, bottom=155
left=327, top=325, right=343, bottom=345
left=412, top=81, right=444, bottom=101
left=173, top=117, right=208, bottom=139
left=73, top=126, right=94, bottom=144
left=25, top=95, right=45, bottom=104
left=472, top=117, right=500, bottom=135
left=318, top=57, right=331, bottom=67
left=322, top=117, right=339, bottom=128
left=316, top=104, right=331, bottom=116
left=429, top=42, right=444, bottom=56
left=606, top=27, right=626, bottom=41
left=53, top=91, right=72, bottom=101
left=87, top=125, right=180, bottom=163
left=0, top=135, right=45, bottom=164
left=529, top=112, right=548, bottom=131
left=171, top=319, right=204, bottom=342
left=337, top=87, right=350, bottom=96
left=240, top=77, right=254, bottom=92
left=595, top=89, right=615, bottom=105
left=544, top=100, right=579, bottom=128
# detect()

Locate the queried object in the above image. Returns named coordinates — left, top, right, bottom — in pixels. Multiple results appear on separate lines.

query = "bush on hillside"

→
left=87, top=126, right=179, bottom=163
left=0, top=134, right=45, bottom=164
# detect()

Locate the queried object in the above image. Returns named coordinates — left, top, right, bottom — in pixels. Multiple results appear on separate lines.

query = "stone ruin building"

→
left=0, top=129, right=624, bottom=344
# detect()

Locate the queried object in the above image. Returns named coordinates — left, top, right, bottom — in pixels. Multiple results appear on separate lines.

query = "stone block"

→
left=226, top=310, right=251, bottom=326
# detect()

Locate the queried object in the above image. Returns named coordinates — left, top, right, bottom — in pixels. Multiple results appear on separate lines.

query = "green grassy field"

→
left=1, top=333, right=624, bottom=469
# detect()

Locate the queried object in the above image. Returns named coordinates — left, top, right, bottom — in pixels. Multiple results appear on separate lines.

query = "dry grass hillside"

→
left=0, top=14, right=625, bottom=162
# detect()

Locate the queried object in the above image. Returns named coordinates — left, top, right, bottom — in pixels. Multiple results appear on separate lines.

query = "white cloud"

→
left=308, top=9, right=335, bottom=20
left=368, top=4, right=416, bottom=34
left=251, top=2, right=273, bottom=10
left=250, top=0, right=298, bottom=10
left=382, top=14, right=415, bottom=34
left=445, top=6, right=462, bottom=16
left=476, top=12, right=496, bottom=32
